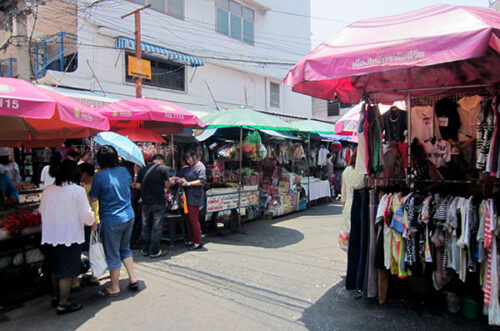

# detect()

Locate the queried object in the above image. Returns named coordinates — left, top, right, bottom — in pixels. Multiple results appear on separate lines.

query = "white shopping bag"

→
left=89, top=230, right=107, bottom=277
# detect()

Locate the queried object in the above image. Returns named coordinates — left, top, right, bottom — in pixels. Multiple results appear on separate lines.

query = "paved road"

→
left=1, top=202, right=490, bottom=330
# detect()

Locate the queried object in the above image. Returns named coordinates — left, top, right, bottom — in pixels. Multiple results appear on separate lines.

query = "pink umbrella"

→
left=99, top=98, right=205, bottom=134
left=0, top=77, right=109, bottom=141
left=115, top=128, right=165, bottom=143
left=285, top=4, right=500, bottom=104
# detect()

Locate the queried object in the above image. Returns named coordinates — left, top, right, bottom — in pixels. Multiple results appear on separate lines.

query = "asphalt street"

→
left=1, top=202, right=491, bottom=330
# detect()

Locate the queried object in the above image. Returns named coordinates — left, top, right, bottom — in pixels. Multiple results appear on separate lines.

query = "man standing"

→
left=136, top=154, right=171, bottom=258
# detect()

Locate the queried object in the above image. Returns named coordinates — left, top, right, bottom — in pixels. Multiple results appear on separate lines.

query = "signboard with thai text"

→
left=206, top=190, right=259, bottom=213
left=128, top=56, right=151, bottom=79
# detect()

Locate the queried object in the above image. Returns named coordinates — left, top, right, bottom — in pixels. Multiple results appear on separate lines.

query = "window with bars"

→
left=125, top=52, right=185, bottom=91
left=130, top=0, right=184, bottom=19
left=327, top=100, right=340, bottom=116
left=216, top=0, right=254, bottom=45
left=270, top=82, right=280, bottom=108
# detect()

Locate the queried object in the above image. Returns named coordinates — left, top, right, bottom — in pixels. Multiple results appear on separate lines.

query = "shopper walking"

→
left=181, top=149, right=206, bottom=250
left=40, top=160, right=96, bottom=315
left=89, top=145, right=138, bottom=297
left=136, top=154, right=171, bottom=257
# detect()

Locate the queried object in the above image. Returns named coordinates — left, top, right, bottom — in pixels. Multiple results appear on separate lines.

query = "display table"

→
left=302, top=180, right=331, bottom=201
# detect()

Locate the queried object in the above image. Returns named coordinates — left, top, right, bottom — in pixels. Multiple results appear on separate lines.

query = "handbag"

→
left=89, top=230, right=107, bottom=277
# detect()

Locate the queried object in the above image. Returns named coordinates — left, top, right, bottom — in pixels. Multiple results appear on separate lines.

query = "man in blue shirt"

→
left=0, top=172, right=18, bottom=209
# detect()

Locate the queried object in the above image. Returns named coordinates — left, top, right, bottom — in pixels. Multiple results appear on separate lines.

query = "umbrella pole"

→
left=406, top=92, right=411, bottom=181
left=307, top=133, right=310, bottom=204
left=171, top=134, right=174, bottom=169
left=238, top=126, right=243, bottom=229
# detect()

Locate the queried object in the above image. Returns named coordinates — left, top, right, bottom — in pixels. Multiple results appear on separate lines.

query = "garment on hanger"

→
left=380, top=107, right=407, bottom=143
left=411, top=105, right=441, bottom=143
left=318, top=146, right=329, bottom=167
left=423, top=138, right=452, bottom=168
left=435, top=98, right=461, bottom=141
left=476, top=98, right=495, bottom=170
left=458, top=95, right=482, bottom=141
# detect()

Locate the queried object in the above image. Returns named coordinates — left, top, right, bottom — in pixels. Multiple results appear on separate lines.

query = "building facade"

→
left=0, top=0, right=313, bottom=118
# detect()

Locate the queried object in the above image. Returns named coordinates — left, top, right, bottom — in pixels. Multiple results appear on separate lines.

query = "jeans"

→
left=101, top=220, right=134, bottom=270
left=141, top=204, right=166, bottom=254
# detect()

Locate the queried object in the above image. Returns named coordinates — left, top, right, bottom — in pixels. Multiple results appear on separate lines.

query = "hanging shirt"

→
left=318, top=147, right=329, bottom=167
left=423, top=139, right=452, bottom=168
left=476, top=98, right=495, bottom=170
left=411, top=106, right=440, bottom=143
left=380, top=108, right=407, bottom=142
left=341, top=165, right=364, bottom=233
left=457, top=95, right=481, bottom=141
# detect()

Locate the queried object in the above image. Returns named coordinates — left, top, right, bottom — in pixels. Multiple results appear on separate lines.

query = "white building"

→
left=5, top=0, right=313, bottom=118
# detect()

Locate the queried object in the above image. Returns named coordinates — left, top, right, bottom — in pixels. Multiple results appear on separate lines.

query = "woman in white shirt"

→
left=40, top=152, right=61, bottom=188
left=40, top=160, right=96, bottom=315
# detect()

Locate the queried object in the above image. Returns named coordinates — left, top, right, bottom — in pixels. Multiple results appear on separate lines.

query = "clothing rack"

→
left=368, top=176, right=500, bottom=185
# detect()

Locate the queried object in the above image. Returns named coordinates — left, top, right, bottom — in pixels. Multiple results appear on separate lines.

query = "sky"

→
left=310, top=0, right=491, bottom=47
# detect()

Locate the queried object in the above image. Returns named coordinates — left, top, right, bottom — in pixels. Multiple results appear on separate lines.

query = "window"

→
left=327, top=100, right=340, bottom=117
left=216, top=0, right=254, bottom=45
left=125, top=52, right=185, bottom=91
left=129, top=0, right=184, bottom=19
left=270, top=82, right=280, bottom=108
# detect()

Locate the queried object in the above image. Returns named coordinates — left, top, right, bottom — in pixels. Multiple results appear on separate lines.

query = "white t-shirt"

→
left=40, top=183, right=95, bottom=246
left=411, top=106, right=441, bottom=143
left=40, top=165, right=55, bottom=188
left=424, top=139, right=452, bottom=168
left=458, top=95, right=481, bottom=141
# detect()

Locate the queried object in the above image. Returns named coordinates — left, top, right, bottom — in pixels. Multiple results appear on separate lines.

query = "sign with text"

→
left=128, top=56, right=151, bottom=79
left=206, top=190, right=259, bottom=213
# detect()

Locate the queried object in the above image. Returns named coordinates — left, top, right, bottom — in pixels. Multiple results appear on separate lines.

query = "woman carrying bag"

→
left=40, top=160, right=96, bottom=315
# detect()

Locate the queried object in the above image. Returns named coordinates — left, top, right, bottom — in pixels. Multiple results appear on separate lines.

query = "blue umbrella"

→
left=94, top=131, right=145, bottom=166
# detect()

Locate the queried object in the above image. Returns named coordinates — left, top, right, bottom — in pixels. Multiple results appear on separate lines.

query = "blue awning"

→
left=115, top=37, right=204, bottom=67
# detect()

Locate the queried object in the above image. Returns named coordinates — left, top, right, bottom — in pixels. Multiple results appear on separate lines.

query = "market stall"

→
left=289, top=119, right=337, bottom=203
left=285, top=4, right=500, bottom=326
left=0, top=78, right=110, bottom=306
left=201, top=108, right=302, bottom=225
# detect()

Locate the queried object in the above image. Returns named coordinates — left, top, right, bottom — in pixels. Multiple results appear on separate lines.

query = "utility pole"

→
left=121, top=4, right=151, bottom=98
left=14, top=0, right=30, bottom=80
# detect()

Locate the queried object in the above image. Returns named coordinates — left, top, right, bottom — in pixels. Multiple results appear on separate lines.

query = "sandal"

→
left=97, top=288, right=120, bottom=298
left=127, top=282, right=139, bottom=291
left=56, top=302, right=82, bottom=315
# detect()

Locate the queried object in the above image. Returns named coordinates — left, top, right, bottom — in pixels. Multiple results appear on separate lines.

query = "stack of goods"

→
left=0, top=210, right=42, bottom=240
left=206, top=160, right=224, bottom=183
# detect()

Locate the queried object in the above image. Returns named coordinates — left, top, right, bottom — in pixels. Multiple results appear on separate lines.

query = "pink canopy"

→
left=99, top=98, right=205, bottom=134
left=115, top=128, right=165, bottom=143
left=0, top=77, right=109, bottom=141
left=285, top=4, right=500, bottom=104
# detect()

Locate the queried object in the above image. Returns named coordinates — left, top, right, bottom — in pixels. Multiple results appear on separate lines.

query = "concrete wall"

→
left=21, top=0, right=313, bottom=117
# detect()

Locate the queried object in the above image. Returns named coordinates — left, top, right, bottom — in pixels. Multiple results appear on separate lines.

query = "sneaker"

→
left=150, top=249, right=165, bottom=258
left=141, top=250, right=149, bottom=257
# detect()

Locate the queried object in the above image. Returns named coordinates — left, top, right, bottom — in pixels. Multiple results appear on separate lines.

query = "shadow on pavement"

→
left=207, top=217, right=305, bottom=249
left=1, top=278, right=144, bottom=330
left=299, top=279, right=489, bottom=330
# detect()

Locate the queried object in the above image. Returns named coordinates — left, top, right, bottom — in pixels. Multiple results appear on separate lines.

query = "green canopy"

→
left=201, top=108, right=294, bottom=131
left=289, top=119, right=336, bottom=134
